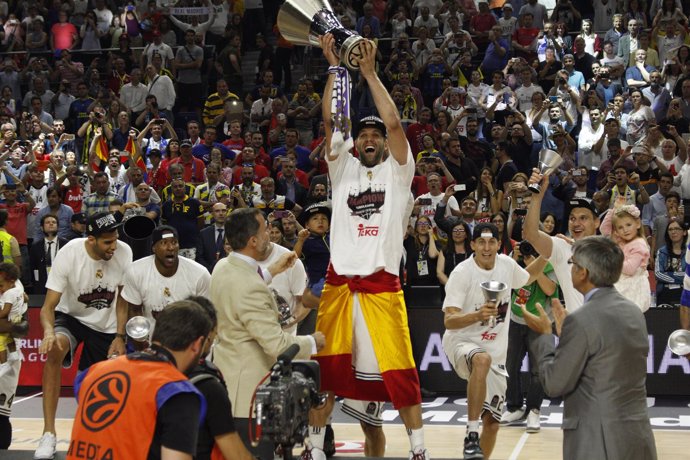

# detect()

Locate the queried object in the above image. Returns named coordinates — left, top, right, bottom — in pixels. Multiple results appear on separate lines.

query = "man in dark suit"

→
left=522, top=236, right=657, bottom=460
left=197, top=202, right=229, bottom=273
left=29, top=215, right=68, bottom=294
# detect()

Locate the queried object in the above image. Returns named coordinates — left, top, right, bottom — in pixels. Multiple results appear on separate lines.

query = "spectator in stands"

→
left=161, top=178, right=203, bottom=260
left=203, top=79, right=239, bottom=128
left=287, top=83, right=318, bottom=147
left=50, top=10, right=78, bottom=52
left=404, top=215, right=440, bottom=287
left=655, top=218, right=687, bottom=304
left=32, top=188, right=73, bottom=243
left=144, top=64, right=175, bottom=115
left=82, top=171, right=117, bottom=216
left=617, top=19, right=641, bottom=68
left=436, top=220, right=473, bottom=287
left=29, top=214, right=67, bottom=295
left=252, top=177, right=302, bottom=217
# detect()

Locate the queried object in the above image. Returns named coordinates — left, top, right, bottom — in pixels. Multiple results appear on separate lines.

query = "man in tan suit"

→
left=210, top=208, right=325, bottom=459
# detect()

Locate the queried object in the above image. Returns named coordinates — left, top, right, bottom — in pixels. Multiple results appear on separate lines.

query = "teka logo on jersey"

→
left=481, top=331, right=498, bottom=341
left=357, top=224, right=380, bottom=237
left=347, top=185, right=385, bottom=219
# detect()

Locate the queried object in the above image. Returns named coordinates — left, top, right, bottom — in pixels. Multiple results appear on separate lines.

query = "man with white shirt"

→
left=121, top=225, right=210, bottom=326
left=141, top=31, right=175, bottom=70
left=145, top=65, right=176, bottom=113
left=515, top=67, right=543, bottom=112
left=92, top=0, right=113, bottom=37
left=525, top=174, right=600, bottom=312
left=442, top=223, right=529, bottom=460
left=414, top=172, right=459, bottom=239
left=258, top=241, right=308, bottom=335
left=578, top=107, right=606, bottom=169
left=120, top=68, right=148, bottom=115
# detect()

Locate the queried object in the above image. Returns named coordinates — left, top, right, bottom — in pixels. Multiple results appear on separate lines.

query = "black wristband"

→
left=115, top=333, right=127, bottom=340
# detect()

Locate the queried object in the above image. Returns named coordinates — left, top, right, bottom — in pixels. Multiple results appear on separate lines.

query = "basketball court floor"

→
left=6, top=393, right=690, bottom=459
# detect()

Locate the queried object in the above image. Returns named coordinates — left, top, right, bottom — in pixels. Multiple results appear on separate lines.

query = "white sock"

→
left=467, top=420, right=480, bottom=434
left=408, top=427, right=425, bottom=451
left=308, top=426, right=325, bottom=450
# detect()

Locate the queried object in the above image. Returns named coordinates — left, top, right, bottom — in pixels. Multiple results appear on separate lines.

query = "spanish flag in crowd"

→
left=124, top=136, right=147, bottom=178
left=91, top=136, right=109, bottom=172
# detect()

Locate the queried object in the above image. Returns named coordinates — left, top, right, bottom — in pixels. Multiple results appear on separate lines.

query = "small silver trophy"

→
left=272, top=289, right=295, bottom=329
left=528, top=149, right=564, bottom=193
left=126, top=316, right=152, bottom=344
left=668, top=329, right=690, bottom=355
left=480, top=281, right=507, bottom=327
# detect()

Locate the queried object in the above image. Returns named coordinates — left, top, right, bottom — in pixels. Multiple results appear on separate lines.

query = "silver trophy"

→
left=272, top=288, right=295, bottom=329
left=126, top=316, right=152, bottom=343
left=528, top=149, right=564, bottom=193
left=278, top=0, right=366, bottom=70
left=480, top=281, right=507, bottom=327
left=668, top=329, right=690, bottom=355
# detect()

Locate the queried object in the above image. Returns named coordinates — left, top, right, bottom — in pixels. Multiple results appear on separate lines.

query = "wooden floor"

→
left=7, top=419, right=688, bottom=459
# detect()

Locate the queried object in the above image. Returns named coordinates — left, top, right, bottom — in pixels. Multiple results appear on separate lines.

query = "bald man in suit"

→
left=210, top=208, right=325, bottom=459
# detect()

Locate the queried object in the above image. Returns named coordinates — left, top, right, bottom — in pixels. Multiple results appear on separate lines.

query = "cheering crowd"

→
left=0, top=0, right=688, bottom=459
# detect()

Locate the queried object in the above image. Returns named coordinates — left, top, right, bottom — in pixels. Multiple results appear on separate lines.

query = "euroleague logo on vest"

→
left=347, top=185, right=385, bottom=220
left=81, top=370, right=131, bottom=431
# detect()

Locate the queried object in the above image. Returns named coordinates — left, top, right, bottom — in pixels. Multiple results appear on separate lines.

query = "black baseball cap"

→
left=472, top=222, right=499, bottom=240
left=299, top=201, right=331, bottom=226
left=151, top=225, right=179, bottom=247
left=180, top=139, right=193, bottom=148
left=354, top=116, right=387, bottom=138
left=568, top=198, right=597, bottom=216
left=86, top=212, right=122, bottom=236
left=71, top=212, right=86, bottom=224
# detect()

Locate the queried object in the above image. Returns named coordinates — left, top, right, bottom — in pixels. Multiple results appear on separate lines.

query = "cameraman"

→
left=187, top=296, right=255, bottom=460
left=502, top=241, right=558, bottom=432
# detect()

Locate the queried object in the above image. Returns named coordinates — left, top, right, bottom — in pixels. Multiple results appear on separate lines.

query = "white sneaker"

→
left=500, top=407, right=526, bottom=425
left=300, top=446, right=326, bottom=460
left=526, top=409, right=541, bottom=433
left=34, top=432, right=57, bottom=459
left=409, top=447, right=430, bottom=460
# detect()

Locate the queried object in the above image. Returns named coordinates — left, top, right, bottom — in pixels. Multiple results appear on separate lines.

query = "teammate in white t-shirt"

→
left=35, top=212, right=133, bottom=460
left=524, top=171, right=601, bottom=312
left=121, top=225, right=211, bottom=327
left=443, top=222, right=530, bottom=459
left=0, top=270, right=28, bottom=450
left=257, top=241, right=307, bottom=336
left=305, top=34, right=428, bottom=460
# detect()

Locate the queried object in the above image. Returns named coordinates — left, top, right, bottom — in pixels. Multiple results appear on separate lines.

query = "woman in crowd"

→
left=655, top=219, right=687, bottom=305
left=625, top=0, right=649, bottom=29
left=554, top=22, right=573, bottom=58
left=404, top=215, right=440, bottom=286
left=492, top=211, right=516, bottom=255
left=436, top=220, right=472, bottom=286
left=269, top=220, right=286, bottom=248
left=627, top=89, right=656, bottom=146
left=576, top=19, right=601, bottom=57
left=472, top=167, right=502, bottom=222
left=541, top=212, right=558, bottom=236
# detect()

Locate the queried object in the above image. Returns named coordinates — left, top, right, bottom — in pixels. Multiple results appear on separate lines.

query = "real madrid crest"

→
left=367, top=170, right=373, bottom=181
left=163, top=287, right=171, bottom=297
left=95, top=269, right=103, bottom=279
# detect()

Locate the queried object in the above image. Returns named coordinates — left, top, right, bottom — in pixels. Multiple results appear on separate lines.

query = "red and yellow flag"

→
left=91, top=136, right=109, bottom=172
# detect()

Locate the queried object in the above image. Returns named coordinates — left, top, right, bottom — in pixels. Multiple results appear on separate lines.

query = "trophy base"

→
left=528, top=184, right=542, bottom=194
left=340, top=36, right=366, bottom=71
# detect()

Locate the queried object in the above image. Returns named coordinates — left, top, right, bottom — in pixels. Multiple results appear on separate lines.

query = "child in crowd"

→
left=0, top=263, right=26, bottom=365
left=295, top=202, right=331, bottom=296
left=601, top=199, right=651, bottom=311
